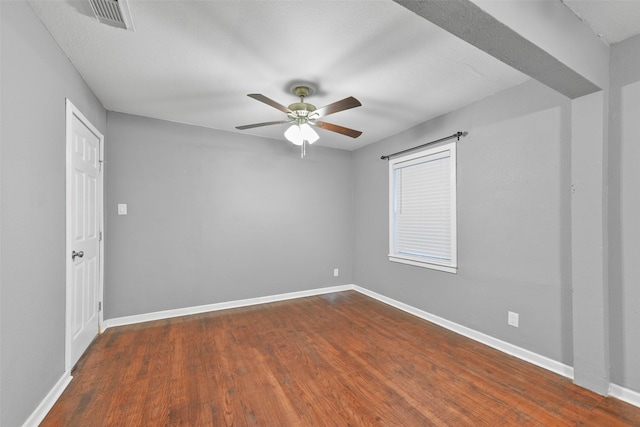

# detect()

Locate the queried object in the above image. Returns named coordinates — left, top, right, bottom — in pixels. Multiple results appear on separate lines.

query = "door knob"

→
left=72, top=250, right=84, bottom=260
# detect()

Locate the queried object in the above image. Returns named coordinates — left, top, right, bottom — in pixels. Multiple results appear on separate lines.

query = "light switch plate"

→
left=118, top=204, right=127, bottom=215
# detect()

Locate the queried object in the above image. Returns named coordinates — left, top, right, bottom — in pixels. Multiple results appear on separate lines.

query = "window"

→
left=388, top=141, right=457, bottom=273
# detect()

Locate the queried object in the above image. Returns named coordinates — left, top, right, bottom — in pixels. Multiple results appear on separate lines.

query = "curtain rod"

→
left=380, top=131, right=467, bottom=160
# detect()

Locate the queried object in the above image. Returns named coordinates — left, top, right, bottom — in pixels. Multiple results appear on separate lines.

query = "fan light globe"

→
left=301, top=123, right=319, bottom=144
left=285, top=123, right=319, bottom=145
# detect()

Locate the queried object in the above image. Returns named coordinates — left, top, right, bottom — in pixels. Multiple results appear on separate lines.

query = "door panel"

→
left=72, top=263, right=84, bottom=337
left=73, top=170, right=85, bottom=240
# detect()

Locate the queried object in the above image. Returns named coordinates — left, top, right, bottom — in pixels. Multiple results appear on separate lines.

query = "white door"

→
left=66, top=100, right=103, bottom=369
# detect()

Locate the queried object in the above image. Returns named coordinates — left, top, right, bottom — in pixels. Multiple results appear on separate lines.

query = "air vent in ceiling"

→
left=88, top=0, right=135, bottom=31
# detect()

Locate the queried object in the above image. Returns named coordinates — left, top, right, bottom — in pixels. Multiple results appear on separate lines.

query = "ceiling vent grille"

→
left=88, top=0, right=135, bottom=31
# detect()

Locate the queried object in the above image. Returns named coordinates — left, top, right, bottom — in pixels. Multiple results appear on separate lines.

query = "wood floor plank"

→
left=41, top=291, right=640, bottom=426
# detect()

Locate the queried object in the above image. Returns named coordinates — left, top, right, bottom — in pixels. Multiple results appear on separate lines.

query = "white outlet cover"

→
left=333, top=268, right=339, bottom=277
left=508, top=311, right=519, bottom=328
left=118, top=204, right=127, bottom=215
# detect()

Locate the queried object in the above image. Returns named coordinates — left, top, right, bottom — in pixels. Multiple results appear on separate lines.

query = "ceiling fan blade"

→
left=247, top=94, right=291, bottom=114
left=314, top=121, right=362, bottom=138
left=313, top=96, right=361, bottom=118
left=235, top=120, right=290, bottom=130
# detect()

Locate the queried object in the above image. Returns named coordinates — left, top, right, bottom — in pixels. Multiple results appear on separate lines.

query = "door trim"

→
left=65, top=98, right=104, bottom=371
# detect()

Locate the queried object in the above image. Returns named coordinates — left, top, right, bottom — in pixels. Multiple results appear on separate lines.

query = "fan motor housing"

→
left=288, top=102, right=316, bottom=116
left=289, top=85, right=316, bottom=117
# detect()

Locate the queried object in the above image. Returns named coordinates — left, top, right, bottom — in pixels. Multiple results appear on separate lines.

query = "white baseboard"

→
left=31, top=283, right=637, bottom=427
left=104, top=283, right=574, bottom=379
left=610, top=384, right=640, bottom=407
left=21, top=370, right=72, bottom=427
left=103, top=284, right=355, bottom=330
left=352, top=285, right=575, bottom=380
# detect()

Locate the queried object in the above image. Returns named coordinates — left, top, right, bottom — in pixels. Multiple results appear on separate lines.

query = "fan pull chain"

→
left=301, top=140, right=307, bottom=159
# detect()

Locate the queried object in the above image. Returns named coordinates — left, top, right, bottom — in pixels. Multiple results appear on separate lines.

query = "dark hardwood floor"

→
left=42, top=291, right=640, bottom=426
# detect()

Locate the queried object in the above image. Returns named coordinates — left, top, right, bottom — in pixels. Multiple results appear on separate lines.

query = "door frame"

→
left=65, top=98, right=105, bottom=372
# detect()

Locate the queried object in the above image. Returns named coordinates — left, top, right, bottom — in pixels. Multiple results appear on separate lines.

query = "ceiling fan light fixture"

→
left=236, top=84, right=362, bottom=152
left=284, top=123, right=319, bottom=146
left=301, top=123, right=319, bottom=144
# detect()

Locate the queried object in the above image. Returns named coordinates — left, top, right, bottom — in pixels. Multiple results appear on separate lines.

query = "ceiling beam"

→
left=394, top=0, right=608, bottom=99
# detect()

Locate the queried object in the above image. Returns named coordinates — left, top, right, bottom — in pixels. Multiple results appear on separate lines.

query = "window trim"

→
left=388, top=141, right=457, bottom=274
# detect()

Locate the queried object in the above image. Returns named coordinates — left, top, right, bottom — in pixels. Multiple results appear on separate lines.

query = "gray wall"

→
left=104, top=112, right=353, bottom=319
left=353, top=80, right=574, bottom=364
left=609, top=33, right=640, bottom=392
left=0, top=1, right=107, bottom=426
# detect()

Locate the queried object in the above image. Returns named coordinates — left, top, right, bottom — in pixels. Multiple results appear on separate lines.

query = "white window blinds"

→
left=389, top=142, right=457, bottom=273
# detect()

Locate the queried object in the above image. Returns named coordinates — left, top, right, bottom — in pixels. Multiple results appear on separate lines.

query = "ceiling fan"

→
left=235, top=85, right=362, bottom=148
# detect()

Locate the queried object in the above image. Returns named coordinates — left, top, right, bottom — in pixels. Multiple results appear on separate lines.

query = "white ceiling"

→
left=26, top=1, right=640, bottom=150
left=563, top=0, right=640, bottom=44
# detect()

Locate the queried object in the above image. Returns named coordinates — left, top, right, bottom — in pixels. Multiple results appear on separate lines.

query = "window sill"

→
left=388, top=255, right=457, bottom=274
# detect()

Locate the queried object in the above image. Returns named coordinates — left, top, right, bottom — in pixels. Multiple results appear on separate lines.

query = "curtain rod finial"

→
left=456, top=131, right=469, bottom=141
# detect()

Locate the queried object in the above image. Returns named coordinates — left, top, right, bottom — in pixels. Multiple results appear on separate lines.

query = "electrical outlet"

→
left=333, top=268, right=339, bottom=277
left=117, top=204, right=127, bottom=215
left=508, top=311, right=519, bottom=328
